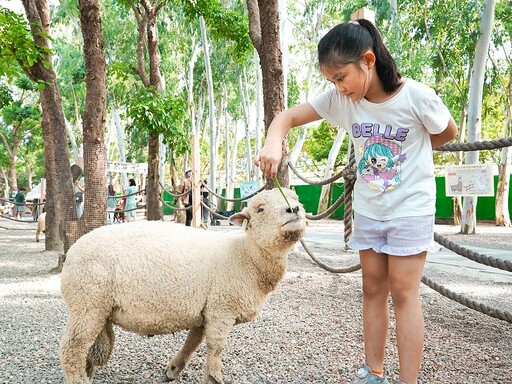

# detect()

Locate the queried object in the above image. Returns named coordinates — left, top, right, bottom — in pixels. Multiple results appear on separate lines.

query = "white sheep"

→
left=35, top=212, right=46, bottom=242
left=59, top=188, right=306, bottom=384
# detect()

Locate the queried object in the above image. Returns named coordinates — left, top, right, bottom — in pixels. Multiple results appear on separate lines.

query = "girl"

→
left=254, top=19, right=457, bottom=384
left=124, top=178, right=138, bottom=222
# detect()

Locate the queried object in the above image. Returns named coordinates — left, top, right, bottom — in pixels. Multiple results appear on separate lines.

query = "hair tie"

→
left=349, top=20, right=360, bottom=25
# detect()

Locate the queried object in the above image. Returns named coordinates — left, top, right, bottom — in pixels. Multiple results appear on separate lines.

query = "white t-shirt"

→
left=309, top=79, right=451, bottom=220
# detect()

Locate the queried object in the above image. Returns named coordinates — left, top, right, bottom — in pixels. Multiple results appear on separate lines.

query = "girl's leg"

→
left=360, top=249, right=390, bottom=372
left=388, top=252, right=426, bottom=384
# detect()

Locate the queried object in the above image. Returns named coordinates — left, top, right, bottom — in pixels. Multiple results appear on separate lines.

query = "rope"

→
left=0, top=215, right=37, bottom=223
left=299, top=239, right=361, bottom=273
left=306, top=193, right=345, bottom=220
left=288, top=162, right=356, bottom=186
left=434, top=232, right=512, bottom=272
left=161, top=199, right=191, bottom=212
left=421, top=275, right=512, bottom=323
left=159, top=182, right=191, bottom=199
left=435, top=136, right=512, bottom=152
left=200, top=201, right=232, bottom=220
left=201, top=182, right=266, bottom=203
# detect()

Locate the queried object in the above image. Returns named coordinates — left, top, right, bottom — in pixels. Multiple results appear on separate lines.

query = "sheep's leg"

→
left=203, top=320, right=234, bottom=384
left=164, top=326, right=204, bottom=381
left=60, top=312, right=109, bottom=384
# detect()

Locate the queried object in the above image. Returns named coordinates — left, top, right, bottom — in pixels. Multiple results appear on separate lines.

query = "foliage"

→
left=0, top=6, right=51, bottom=83
left=125, top=87, right=190, bottom=155
left=178, top=0, right=252, bottom=63
left=302, top=121, right=347, bottom=164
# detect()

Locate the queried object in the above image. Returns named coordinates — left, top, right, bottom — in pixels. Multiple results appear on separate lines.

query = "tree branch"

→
left=246, top=0, right=262, bottom=52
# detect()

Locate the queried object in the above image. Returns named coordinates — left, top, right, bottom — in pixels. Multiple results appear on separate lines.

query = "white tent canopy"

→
left=26, top=180, right=45, bottom=200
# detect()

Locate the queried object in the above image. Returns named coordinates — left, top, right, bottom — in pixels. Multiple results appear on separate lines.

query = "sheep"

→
left=59, top=187, right=306, bottom=384
left=35, top=212, right=46, bottom=242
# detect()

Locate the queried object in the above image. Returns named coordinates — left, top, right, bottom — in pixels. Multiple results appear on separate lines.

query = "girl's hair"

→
left=318, top=19, right=401, bottom=93
left=108, top=184, right=115, bottom=196
left=129, top=178, right=136, bottom=187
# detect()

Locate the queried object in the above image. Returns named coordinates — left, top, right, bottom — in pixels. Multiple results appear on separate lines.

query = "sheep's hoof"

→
left=163, top=364, right=183, bottom=381
left=206, top=374, right=223, bottom=384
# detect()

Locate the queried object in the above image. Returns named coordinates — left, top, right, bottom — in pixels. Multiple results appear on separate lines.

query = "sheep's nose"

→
left=286, top=206, right=299, bottom=214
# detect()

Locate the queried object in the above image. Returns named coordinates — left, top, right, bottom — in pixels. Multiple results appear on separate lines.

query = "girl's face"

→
left=321, top=61, right=370, bottom=102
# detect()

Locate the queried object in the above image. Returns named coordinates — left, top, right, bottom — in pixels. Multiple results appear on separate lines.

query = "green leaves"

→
left=126, top=87, right=190, bottom=155
left=178, top=0, right=252, bottom=63
left=0, top=7, right=51, bottom=81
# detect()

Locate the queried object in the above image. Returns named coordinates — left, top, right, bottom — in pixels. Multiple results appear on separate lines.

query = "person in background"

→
left=201, top=180, right=210, bottom=227
left=14, top=187, right=26, bottom=219
left=254, top=19, right=457, bottom=384
left=181, top=169, right=192, bottom=226
left=71, top=164, right=85, bottom=219
left=107, top=184, right=117, bottom=224
left=124, top=178, right=138, bottom=223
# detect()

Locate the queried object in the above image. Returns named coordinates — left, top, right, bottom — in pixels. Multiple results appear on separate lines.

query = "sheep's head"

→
left=229, top=188, right=306, bottom=249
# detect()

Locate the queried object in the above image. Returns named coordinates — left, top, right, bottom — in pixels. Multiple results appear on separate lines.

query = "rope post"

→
left=190, top=133, right=201, bottom=228
left=39, top=178, right=45, bottom=217
left=351, top=8, right=375, bottom=23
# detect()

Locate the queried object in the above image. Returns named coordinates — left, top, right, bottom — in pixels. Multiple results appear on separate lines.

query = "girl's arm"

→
left=254, top=103, right=322, bottom=178
left=430, top=117, right=458, bottom=149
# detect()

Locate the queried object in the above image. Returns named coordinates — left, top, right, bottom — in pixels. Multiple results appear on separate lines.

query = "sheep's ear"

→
left=229, top=209, right=251, bottom=228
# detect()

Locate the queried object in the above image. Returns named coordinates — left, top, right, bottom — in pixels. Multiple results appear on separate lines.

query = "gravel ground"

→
left=0, top=217, right=511, bottom=384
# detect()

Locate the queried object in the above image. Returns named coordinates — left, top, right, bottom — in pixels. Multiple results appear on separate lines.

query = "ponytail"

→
left=318, top=19, right=401, bottom=94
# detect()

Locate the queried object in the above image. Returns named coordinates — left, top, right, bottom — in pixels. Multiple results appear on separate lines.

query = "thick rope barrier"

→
left=158, top=182, right=191, bottom=199
left=436, top=136, right=512, bottom=152
left=421, top=275, right=512, bottom=323
left=299, top=239, right=361, bottom=273
left=434, top=232, right=512, bottom=272
left=201, top=182, right=266, bottom=203
left=306, top=193, right=345, bottom=221
left=288, top=162, right=356, bottom=186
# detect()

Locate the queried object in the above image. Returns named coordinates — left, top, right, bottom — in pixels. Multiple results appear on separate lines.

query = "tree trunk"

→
left=318, top=129, right=346, bottom=213
left=239, top=70, right=253, bottom=179
left=200, top=16, right=218, bottom=196
left=111, top=102, right=128, bottom=187
left=247, top=0, right=286, bottom=188
left=461, top=0, right=496, bottom=234
left=22, top=0, right=76, bottom=255
left=254, top=49, right=263, bottom=183
left=495, top=74, right=511, bottom=226
left=146, top=11, right=163, bottom=221
left=77, top=0, right=107, bottom=242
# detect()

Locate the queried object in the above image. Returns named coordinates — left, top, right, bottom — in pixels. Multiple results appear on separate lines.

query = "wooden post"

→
left=190, top=134, right=201, bottom=228
left=39, top=178, right=46, bottom=216
left=351, top=8, right=375, bottom=23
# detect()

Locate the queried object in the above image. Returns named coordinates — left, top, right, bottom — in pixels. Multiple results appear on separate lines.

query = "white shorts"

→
left=347, top=212, right=441, bottom=256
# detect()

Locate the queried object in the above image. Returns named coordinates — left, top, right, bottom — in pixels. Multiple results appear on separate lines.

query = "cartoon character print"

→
left=357, top=136, right=407, bottom=192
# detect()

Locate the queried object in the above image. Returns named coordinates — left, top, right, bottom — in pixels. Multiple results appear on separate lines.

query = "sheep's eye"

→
left=257, top=207, right=264, bottom=213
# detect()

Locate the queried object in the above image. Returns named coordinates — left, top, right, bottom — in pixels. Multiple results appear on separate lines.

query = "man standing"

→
left=15, top=187, right=26, bottom=219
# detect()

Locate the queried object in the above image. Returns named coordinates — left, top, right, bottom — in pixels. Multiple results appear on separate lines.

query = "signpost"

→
left=445, top=164, right=494, bottom=197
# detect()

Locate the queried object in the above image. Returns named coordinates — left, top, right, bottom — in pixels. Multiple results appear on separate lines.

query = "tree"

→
left=462, top=0, right=496, bottom=234
left=18, top=0, right=76, bottom=252
left=76, top=0, right=108, bottom=241
left=247, top=0, right=286, bottom=187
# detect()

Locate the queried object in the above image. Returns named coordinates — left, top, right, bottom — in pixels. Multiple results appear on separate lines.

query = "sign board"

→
left=240, top=181, right=260, bottom=201
left=107, top=161, right=148, bottom=174
left=445, top=164, right=494, bottom=196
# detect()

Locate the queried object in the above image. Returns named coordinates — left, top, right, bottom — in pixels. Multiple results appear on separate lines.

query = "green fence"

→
left=163, top=175, right=511, bottom=220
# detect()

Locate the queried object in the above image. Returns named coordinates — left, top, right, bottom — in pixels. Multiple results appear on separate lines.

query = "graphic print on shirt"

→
left=355, top=129, right=407, bottom=193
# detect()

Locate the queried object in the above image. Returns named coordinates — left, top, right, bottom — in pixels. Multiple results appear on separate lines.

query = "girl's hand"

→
left=254, top=138, right=283, bottom=178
